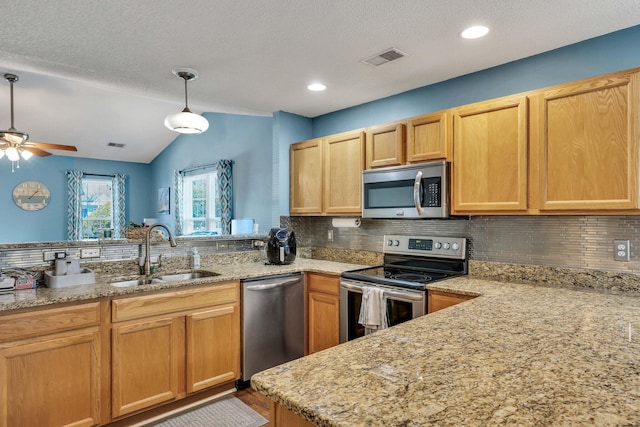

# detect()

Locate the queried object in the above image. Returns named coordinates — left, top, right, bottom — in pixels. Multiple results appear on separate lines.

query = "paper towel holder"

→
left=331, top=217, right=361, bottom=228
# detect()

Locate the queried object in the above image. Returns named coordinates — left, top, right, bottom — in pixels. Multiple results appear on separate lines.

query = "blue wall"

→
left=272, top=111, right=313, bottom=216
left=312, top=25, right=640, bottom=137
left=0, top=155, right=152, bottom=243
left=150, top=112, right=273, bottom=234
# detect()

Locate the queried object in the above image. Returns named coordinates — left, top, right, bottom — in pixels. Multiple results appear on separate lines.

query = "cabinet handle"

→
left=414, top=170, right=424, bottom=215
left=245, top=278, right=300, bottom=291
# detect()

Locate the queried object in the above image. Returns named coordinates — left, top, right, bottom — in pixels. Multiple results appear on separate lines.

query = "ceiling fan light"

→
left=6, top=146, right=19, bottom=161
left=20, top=149, right=33, bottom=160
left=164, top=111, right=209, bottom=134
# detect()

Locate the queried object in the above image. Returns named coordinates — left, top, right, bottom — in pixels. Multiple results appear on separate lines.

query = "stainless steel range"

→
left=340, top=234, right=467, bottom=342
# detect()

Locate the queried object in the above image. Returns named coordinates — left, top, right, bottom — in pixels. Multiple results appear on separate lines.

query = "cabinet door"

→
left=452, top=95, right=529, bottom=213
left=0, top=329, right=101, bottom=427
left=533, top=71, right=639, bottom=211
left=185, top=303, right=240, bottom=393
left=365, top=123, right=405, bottom=169
left=290, top=138, right=323, bottom=215
left=111, top=317, right=183, bottom=418
left=406, top=110, right=451, bottom=162
left=308, top=292, right=340, bottom=354
left=307, top=273, right=340, bottom=354
left=324, top=130, right=365, bottom=214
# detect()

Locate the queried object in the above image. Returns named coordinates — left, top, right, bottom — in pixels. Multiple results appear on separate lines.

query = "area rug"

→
left=152, top=395, right=268, bottom=427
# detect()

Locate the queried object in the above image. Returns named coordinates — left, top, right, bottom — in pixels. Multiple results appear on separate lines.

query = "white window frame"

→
left=182, top=172, right=220, bottom=235
left=81, top=177, right=114, bottom=239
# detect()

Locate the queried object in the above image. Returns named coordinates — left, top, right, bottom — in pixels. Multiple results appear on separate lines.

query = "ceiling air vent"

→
left=107, top=142, right=126, bottom=148
left=361, top=48, right=407, bottom=67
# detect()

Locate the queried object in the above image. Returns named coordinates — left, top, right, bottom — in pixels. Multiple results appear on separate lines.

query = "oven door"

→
left=339, top=280, right=426, bottom=343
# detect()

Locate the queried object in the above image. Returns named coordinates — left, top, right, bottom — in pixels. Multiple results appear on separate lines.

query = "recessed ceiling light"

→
left=307, top=83, right=326, bottom=92
left=460, top=25, right=489, bottom=39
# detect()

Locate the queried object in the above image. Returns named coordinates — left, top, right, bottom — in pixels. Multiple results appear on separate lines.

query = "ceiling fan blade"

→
left=23, top=147, right=52, bottom=157
left=24, top=142, right=78, bottom=152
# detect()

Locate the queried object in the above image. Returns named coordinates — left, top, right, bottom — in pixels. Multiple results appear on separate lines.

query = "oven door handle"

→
left=340, top=282, right=424, bottom=302
left=413, top=170, right=424, bottom=215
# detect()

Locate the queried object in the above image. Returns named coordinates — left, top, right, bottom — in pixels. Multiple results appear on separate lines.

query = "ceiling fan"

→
left=0, top=73, right=77, bottom=169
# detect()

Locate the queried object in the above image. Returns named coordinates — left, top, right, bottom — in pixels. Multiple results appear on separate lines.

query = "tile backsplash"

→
left=283, top=215, right=640, bottom=274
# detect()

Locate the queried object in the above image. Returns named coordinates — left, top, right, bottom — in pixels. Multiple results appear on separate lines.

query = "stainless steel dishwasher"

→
left=238, top=272, right=304, bottom=387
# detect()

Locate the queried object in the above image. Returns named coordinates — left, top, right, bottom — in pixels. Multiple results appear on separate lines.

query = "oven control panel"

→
left=383, top=234, right=466, bottom=259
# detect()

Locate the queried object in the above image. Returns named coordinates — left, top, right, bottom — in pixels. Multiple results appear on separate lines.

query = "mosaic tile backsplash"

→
left=282, top=215, right=640, bottom=274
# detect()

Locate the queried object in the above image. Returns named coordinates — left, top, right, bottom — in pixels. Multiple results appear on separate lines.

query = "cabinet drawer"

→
left=112, top=281, right=239, bottom=323
left=307, top=273, right=339, bottom=296
left=0, top=302, right=101, bottom=343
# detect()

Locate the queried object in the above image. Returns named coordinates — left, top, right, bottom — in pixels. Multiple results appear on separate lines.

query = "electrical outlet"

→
left=80, top=248, right=101, bottom=259
left=327, top=229, right=333, bottom=242
left=613, top=240, right=630, bottom=261
left=43, top=251, right=66, bottom=261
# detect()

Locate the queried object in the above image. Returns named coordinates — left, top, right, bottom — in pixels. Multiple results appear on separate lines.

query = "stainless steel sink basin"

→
left=158, top=271, right=219, bottom=282
left=110, top=271, right=218, bottom=287
left=110, top=278, right=163, bottom=287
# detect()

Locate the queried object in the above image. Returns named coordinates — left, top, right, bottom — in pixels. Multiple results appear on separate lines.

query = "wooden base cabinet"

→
left=428, top=290, right=475, bottom=314
left=307, top=273, right=340, bottom=354
left=111, top=282, right=240, bottom=419
left=0, top=302, right=104, bottom=427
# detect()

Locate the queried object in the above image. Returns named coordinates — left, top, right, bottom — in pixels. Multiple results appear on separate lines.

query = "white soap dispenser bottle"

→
left=191, top=248, right=201, bottom=269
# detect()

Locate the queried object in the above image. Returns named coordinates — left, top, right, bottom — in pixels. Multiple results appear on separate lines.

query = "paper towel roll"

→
left=331, top=217, right=361, bottom=228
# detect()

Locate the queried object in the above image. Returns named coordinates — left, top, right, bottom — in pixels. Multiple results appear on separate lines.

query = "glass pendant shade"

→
left=20, top=149, right=33, bottom=160
left=164, top=110, right=209, bottom=134
left=6, top=146, right=19, bottom=161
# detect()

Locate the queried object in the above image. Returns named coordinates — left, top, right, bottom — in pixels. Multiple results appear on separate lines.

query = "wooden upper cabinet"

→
left=532, top=71, right=640, bottom=211
left=406, top=110, right=451, bottom=162
left=365, top=123, right=405, bottom=169
left=324, top=130, right=365, bottom=214
left=290, top=138, right=323, bottom=215
left=452, top=95, right=529, bottom=214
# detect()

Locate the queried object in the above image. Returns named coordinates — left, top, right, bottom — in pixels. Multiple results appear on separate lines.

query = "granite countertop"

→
left=252, top=276, right=640, bottom=426
left=0, top=257, right=366, bottom=312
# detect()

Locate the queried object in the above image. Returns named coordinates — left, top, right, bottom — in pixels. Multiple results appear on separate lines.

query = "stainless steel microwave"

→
left=362, top=160, right=448, bottom=218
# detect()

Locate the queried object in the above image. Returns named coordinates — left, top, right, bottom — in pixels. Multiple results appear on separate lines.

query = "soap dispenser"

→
left=191, top=248, right=201, bottom=269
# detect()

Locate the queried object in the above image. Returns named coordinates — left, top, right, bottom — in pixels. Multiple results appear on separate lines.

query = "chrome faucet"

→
left=143, top=224, right=177, bottom=275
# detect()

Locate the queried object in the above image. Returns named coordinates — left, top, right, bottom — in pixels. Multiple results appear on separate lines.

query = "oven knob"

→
left=434, top=242, right=442, bottom=249
left=443, top=242, right=451, bottom=250
left=393, top=240, right=400, bottom=246
left=452, top=243, right=460, bottom=251
left=387, top=240, right=393, bottom=246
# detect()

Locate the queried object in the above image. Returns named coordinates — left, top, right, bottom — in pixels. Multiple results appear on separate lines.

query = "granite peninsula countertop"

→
left=0, top=257, right=366, bottom=312
left=252, top=275, right=640, bottom=426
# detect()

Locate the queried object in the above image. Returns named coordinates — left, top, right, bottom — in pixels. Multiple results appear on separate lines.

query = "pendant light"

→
left=164, top=68, right=209, bottom=134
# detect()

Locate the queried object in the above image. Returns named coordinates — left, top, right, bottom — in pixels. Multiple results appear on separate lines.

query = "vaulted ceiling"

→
left=0, top=0, right=639, bottom=163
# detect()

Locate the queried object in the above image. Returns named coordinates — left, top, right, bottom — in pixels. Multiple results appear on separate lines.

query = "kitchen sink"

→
left=109, top=271, right=219, bottom=287
left=110, top=278, right=164, bottom=287
left=158, top=271, right=219, bottom=282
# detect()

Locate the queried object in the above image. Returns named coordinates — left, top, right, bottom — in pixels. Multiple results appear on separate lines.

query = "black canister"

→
left=266, top=228, right=297, bottom=265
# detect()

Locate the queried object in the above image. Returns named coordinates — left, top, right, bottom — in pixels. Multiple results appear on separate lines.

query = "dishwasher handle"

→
left=245, top=277, right=301, bottom=291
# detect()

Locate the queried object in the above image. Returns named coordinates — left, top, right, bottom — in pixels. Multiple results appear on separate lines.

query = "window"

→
left=81, top=178, right=113, bottom=239
left=182, top=172, right=221, bottom=235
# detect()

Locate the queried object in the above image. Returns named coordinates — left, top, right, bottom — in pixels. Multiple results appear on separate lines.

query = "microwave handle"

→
left=413, top=170, right=424, bottom=215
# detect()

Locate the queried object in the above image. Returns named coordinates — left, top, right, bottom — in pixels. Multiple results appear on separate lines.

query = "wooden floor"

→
left=234, top=387, right=271, bottom=426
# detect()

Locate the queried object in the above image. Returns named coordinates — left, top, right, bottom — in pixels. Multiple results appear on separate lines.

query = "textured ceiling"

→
left=0, top=0, right=639, bottom=163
